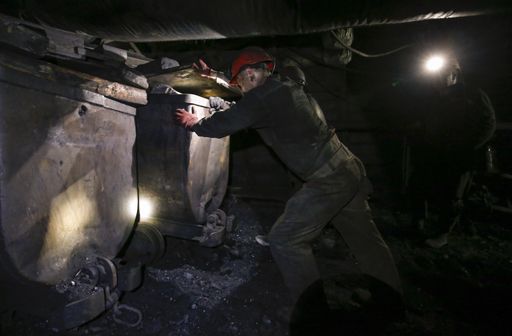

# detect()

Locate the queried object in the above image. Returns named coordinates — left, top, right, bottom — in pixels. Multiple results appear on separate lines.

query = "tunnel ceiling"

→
left=0, top=0, right=510, bottom=42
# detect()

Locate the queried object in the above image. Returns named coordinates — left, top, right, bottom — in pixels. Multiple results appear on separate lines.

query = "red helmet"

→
left=230, top=47, right=274, bottom=84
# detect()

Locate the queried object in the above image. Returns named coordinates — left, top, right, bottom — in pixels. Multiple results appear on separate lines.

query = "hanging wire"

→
left=330, top=30, right=414, bottom=58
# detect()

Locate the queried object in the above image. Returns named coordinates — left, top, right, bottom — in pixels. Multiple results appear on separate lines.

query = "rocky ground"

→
left=2, top=193, right=512, bottom=336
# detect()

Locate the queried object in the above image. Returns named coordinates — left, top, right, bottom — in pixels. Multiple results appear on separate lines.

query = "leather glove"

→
left=209, top=96, right=227, bottom=111
left=175, top=108, right=199, bottom=129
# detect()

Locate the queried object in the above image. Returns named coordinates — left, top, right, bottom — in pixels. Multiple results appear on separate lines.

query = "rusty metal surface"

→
left=0, top=58, right=137, bottom=285
left=148, top=66, right=242, bottom=100
left=136, top=93, right=230, bottom=238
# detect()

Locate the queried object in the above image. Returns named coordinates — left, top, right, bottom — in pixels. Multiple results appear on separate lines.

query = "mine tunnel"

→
left=0, top=1, right=511, bottom=335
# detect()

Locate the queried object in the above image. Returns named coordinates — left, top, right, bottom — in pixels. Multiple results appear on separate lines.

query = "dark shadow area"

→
left=3, top=193, right=512, bottom=335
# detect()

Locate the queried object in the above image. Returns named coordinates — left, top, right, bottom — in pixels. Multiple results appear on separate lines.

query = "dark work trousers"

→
left=268, top=157, right=402, bottom=302
left=409, top=146, right=475, bottom=235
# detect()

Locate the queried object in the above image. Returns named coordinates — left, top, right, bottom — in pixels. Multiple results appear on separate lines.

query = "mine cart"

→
left=136, top=64, right=241, bottom=247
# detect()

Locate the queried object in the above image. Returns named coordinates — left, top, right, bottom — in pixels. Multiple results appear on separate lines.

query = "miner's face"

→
left=236, top=67, right=268, bottom=93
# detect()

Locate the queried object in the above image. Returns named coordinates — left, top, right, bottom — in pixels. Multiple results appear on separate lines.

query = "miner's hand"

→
left=192, top=59, right=229, bottom=83
left=209, top=96, right=232, bottom=111
left=176, top=108, right=199, bottom=129
left=192, top=59, right=212, bottom=77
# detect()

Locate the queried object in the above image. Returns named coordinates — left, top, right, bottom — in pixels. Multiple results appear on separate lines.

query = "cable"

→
left=330, top=31, right=414, bottom=58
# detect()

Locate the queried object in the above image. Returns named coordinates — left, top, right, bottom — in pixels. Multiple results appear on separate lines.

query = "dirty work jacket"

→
left=191, top=78, right=351, bottom=181
left=423, top=83, right=496, bottom=151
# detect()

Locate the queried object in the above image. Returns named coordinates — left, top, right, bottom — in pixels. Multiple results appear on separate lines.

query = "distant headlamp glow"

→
left=424, top=55, right=446, bottom=73
left=128, top=196, right=154, bottom=221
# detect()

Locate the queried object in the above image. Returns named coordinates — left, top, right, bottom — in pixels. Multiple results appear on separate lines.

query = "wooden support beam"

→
left=0, top=51, right=147, bottom=105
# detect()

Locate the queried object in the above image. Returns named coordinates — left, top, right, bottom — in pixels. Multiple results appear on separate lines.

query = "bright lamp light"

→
left=424, top=55, right=446, bottom=73
left=128, top=196, right=154, bottom=221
